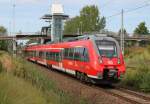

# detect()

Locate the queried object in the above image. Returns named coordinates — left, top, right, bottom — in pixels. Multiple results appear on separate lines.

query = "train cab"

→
left=89, top=35, right=126, bottom=82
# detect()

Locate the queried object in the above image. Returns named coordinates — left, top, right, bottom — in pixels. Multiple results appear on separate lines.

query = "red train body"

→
left=24, top=35, right=126, bottom=83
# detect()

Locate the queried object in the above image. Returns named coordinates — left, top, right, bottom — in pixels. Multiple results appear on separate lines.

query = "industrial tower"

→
left=42, top=2, right=69, bottom=42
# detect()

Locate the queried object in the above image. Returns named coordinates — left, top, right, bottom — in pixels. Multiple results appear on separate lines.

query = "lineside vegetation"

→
left=0, top=51, right=88, bottom=104
left=122, top=46, right=150, bottom=92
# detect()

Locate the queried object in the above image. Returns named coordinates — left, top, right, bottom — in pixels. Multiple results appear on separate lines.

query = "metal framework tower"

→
left=13, top=3, right=17, bottom=56
left=42, top=3, right=69, bottom=42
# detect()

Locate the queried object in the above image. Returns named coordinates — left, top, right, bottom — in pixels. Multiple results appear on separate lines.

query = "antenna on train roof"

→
left=95, top=34, right=107, bottom=37
left=63, top=35, right=90, bottom=42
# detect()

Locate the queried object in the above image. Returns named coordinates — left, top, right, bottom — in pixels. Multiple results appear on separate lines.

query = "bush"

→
left=10, top=57, right=74, bottom=104
left=0, top=74, right=46, bottom=104
left=0, top=62, right=3, bottom=73
left=123, top=48, right=150, bottom=92
left=0, top=52, right=87, bottom=104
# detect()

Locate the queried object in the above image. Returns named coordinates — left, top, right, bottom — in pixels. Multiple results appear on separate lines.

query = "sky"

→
left=0, top=0, right=150, bottom=35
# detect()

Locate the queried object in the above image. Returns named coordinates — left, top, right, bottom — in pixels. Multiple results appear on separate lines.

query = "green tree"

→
left=134, top=22, right=149, bottom=35
left=0, top=26, right=8, bottom=51
left=0, top=26, right=7, bottom=36
left=80, top=5, right=105, bottom=33
left=64, top=5, right=106, bottom=35
left=64, top=16, right=81, bottom=35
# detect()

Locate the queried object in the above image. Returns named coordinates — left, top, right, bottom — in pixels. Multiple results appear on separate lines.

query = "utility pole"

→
left=13, top=3, right=16, bottom=35
left=9, top=21, right=11, bottom=36
left=121, top=9, right=124, bottom=55
left=12, top=3, right=16, bottom=56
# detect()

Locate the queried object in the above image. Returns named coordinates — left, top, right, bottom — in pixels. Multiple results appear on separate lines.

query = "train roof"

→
left=25, top=34, right=118, bottom=50
left=62, top=34, right=116, bottom=43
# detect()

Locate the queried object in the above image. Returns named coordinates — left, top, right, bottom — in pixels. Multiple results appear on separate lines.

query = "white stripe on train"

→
left=37, top=61, right=47, bottom=66
left=52, top=65, right=99, bottom=79
left=34, top=59, right=100, bottom=79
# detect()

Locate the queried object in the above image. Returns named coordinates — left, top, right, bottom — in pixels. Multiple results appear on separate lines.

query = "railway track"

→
left=89, top=81, right=150, bottom=104
left=117, top=88, right=150, bottom=102
left=103, top=88, right=150, bottom=104
left=30, top=61, right=150, bottom=104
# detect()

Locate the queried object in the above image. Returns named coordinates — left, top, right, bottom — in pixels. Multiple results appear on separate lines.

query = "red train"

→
left=24, top=35, right=126, bottom=84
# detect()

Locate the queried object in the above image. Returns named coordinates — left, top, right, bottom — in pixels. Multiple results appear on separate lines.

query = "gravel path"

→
left=36, top=65, right=131, bottom=104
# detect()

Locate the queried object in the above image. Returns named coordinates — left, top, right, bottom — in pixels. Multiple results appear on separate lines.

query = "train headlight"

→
left=97, top=72, right=103, bottom=79
left=98, top=56, right=103, bottom=64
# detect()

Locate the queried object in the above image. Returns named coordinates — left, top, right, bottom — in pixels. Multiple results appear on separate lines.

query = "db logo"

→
left=108, top=61, right=113, bottom=65
left=68, top=62, right=73, bottom=65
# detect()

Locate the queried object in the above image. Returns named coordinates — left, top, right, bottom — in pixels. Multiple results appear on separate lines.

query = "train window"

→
left=55, top=52, right=59, bottom=62
left=36, top=51, right=38, bottom=57
left=96, top=40, right=117, bottom=58
left=67, top=48, right=70, bottom=59
left=29, top=51, right=33, bottom=57
left=34, top=51, right=36, bottom=57
left=68, top=48, right=74, bottom=60
left=43, top=52, right=46, bottom=59
left=49, top=52, right=52, bottom=60
left=67, top=48, right=71, bottom=59
left=46, top=52, right=50, bottom=60
left=59, top=52, right=62, bottom=61
left=46, top=52, right=48, bottom=59
left=27, top=51, right=29, bottom=57
left=46, top=52, right=62, bottom=62
left=31, top=51, right=33, bottom=57
left=28, top=51, right=30, bottom=57
left=74, top=48, right=81, bottom=61
left=54, top=53, right=56, bottom=60
left=46, top=52, right=52, bottom=60
left=79, top=48, right=85, bottom=61
left=52, top=52, right=55, bottom=60
left=39, top=52, right=44, bottom=58
left=64, top=48, right=69, bottom=59
left=48, top=52, right=51, bottom=60
left=83, top=48, right=89, bottom=62
left=33, top=51, right=36, bottom=57
left=42, top=52, right=44, bottom=58
left=39, top=52, right=42, bottom=58
left=30, top=51, right=32, bottom=57
left=74, top=47, right=89, bottom=62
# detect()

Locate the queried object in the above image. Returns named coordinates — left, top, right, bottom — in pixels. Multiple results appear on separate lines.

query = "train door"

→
left=74, top=47, right=89, bottom=73
left=58, top=50, right=64, bottom=70
left=44, top=51, right=47, bottom=65
left=35, top=50, right=38, bottom=62
left=63, top=48, right=76, bottom=75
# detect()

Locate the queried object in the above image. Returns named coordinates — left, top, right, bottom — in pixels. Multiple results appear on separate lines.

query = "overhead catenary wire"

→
left=100, top=0, right=116, bottom=9
left=106, top=0, right=150, bottom=19
left=104, top=0, right=150, bottom=55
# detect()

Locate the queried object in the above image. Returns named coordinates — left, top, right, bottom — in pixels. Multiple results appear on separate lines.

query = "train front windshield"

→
left=96, top=40, right=117, bottom=58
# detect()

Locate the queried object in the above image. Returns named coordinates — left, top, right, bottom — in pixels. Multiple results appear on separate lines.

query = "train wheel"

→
left=47, top=64, right=52, bottom=70
left=84, top=74, right=91, bottom=83
left=76, top=71, right=80, bottom=80
left=35, top=61, right=37, bottom=64
left=80, top=73, right=85, bottom=82
left=76, top=72, right=92, bottom=83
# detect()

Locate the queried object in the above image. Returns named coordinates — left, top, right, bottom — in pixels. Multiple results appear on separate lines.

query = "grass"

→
left=0, top=51, right=88, bottom=104
left=0, top=74, right=46, bottom=104
left=122, top=46, right=150, bottom=92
